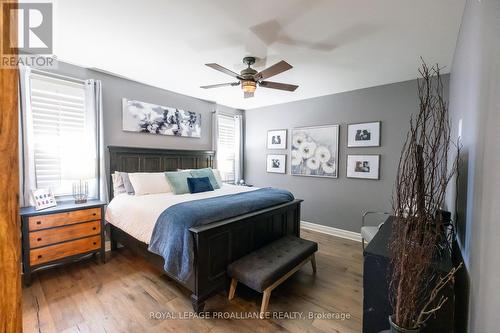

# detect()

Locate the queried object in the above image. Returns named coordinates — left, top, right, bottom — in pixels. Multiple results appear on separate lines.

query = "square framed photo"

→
left=347, top=121, right=381, bottom=147
left=346, top=155, right=380, bottom=180
left=291, top=125, right=339, bottom=178
left=267, top=129, right=287, bottom=149
left=266, top=154, right=286, bottom=173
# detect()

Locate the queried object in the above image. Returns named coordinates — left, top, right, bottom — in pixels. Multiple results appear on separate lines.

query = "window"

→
left=216, top=114, right=236, bottom=183
left=28, top=73, right=98, bottom=198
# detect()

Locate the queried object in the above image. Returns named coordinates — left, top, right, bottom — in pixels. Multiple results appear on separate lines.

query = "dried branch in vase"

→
left=389, top=60, right=460, bottom=330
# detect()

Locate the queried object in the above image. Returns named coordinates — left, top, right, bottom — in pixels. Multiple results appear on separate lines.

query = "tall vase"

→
left=389, top=316, right=420, bottom=333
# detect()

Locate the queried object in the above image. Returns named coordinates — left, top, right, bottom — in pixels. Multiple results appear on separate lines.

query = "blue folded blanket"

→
left=148, top=188, right=294, bottom=281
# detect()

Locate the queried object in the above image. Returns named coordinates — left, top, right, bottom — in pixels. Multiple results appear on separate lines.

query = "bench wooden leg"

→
left=311, top=254, right=317, bottom=274
left=260, top=289, right=272, bottom=317
left=228, top=278, right=238, bottom=300
left=258, top=254, right=317, bottom=318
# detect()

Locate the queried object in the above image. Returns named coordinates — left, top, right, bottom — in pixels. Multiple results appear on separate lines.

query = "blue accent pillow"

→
left=187, top=177, right=214, bottom=194
left=165, top=171, right=192, bottom=195
left=189, top=168, right=220, bottom=189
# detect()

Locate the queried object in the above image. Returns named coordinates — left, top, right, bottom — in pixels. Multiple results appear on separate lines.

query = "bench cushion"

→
left=227, top=235, right=318, bottom=292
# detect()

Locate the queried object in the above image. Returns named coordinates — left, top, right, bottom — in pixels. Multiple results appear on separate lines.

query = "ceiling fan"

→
left=201, top=56, right=298, bottom=98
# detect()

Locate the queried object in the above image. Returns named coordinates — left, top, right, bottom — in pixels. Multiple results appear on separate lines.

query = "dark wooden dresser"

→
left=20, top=200, right=106, bottom=285
left=363, top=216, right=454, bottom=333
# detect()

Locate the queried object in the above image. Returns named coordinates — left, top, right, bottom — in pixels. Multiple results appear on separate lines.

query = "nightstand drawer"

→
left=29, top=221, right=101, bottom=248
left=30, top=235, right=101, bottom=266
left=28, top=207, right=101, bottom=231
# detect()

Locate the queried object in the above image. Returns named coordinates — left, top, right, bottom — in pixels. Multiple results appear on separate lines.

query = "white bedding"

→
left=105, top=184, right=258, bottom=244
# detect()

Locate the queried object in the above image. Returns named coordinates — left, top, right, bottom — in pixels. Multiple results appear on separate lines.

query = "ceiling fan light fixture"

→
left=242, top=80, right=256, bottom=93
left=204, top=58, right=298, bottom=97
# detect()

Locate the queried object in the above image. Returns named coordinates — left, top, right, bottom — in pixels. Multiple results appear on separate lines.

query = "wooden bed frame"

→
left=107, top=146, right=302, bottom=312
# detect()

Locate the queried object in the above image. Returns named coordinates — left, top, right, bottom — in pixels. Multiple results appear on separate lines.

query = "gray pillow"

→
left=122, top=173, right=135, bottom=194
left=116, top=172, right=135, bottom=195
left=112, top=173, right=126, bottom=196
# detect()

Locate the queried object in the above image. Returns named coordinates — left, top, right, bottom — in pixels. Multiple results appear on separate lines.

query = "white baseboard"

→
left=301, top=220, right=362, bottom=242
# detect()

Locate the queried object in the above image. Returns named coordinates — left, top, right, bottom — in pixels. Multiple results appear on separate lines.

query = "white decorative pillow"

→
left=212, top=169, right=223, bottom=188
left=127, top=172, right=171, bottom=195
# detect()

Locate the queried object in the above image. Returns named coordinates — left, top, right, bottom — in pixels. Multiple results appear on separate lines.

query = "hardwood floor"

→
left=22, top=229, right=363, bottom=333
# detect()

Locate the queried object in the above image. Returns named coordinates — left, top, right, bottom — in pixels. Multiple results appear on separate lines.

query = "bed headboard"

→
left=108, top=146, right=215, bottom=200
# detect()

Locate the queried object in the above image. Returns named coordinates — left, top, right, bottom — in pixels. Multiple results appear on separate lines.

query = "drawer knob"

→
left=36, top=221, right=41, bottom=225
left=93, top=242, right=97, bottom=245
left=37, top=238, right=42, bottom=241
left=93, top=213, right=97, bottom=216
left=37, top=255, right=42, bottom=259
left=92, top=227, right=97, bottom=230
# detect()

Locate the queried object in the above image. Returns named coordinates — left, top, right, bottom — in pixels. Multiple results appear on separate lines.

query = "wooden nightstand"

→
left=20, top=200, right=106, bottom=285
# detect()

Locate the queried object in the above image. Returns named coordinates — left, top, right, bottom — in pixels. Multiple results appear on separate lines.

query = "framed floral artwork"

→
left=291, top=125, right=339, bottom=178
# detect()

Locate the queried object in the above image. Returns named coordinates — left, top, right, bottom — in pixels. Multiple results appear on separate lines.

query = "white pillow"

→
left=127, top=172, right=171, bottom=195
left=212, top=169, right=223, bottom=187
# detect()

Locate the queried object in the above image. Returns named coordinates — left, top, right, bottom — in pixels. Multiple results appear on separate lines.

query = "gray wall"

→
left=446, top=0, right=500, bottom=331
left=39, top=60, right=241, bottom=179
left=245, top=78, right=448, bottom=232
left=43, top=62, right=238, bottom=149
left=44, top=60, right=241, bottom=151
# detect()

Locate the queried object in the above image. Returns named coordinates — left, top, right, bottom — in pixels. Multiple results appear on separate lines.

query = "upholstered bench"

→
left=227, top=235, right=318, bottom=316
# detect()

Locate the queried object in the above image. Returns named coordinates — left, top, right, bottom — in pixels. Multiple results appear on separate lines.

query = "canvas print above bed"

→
left=122, top=98, right=201, bottom=137
left=291, top=124, right=339, bottom=178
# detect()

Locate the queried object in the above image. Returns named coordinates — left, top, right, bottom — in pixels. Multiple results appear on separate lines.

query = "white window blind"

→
left=216, top=114, right=236, bottom=183
left=29, top=73, right=98, bottom=198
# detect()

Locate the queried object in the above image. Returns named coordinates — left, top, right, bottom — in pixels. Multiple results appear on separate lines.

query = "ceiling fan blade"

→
left=205, top=63, right=240, bottom=78
left=259, top=81, right=298, bottom=91
left=200, top=82, right=240, bottom=89
left=254, top=60, right=292, bottom=81
left=244, top=91, right=254, bottom=98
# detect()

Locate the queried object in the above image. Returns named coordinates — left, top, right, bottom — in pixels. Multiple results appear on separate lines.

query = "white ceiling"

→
left=51, top=0, right=465, bottom=110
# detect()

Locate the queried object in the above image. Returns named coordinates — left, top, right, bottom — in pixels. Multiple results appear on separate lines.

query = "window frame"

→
left=216, top=113, right=237, bottom=184
left=27, top=71, right=99, bottom=200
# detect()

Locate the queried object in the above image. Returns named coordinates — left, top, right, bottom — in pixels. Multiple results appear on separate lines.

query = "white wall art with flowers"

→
left=290, top=124, right=339, bottom=178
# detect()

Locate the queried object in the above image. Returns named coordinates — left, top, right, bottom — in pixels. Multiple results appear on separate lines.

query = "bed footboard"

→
left=108, top=199, right=302, bottom=313
left=188, top=199, right=302, bottom=312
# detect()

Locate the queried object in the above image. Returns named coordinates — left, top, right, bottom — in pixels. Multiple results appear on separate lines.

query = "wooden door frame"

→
left=0, top=0, right=21, bottom=332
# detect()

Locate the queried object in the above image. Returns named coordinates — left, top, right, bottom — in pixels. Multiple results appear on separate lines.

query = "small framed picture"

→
left=347, top=121, right=381, bottom=147
left=346, top=155, right=380, bottom=180
left=267, top=154, right=286, bottom=174
left=267, top=129, right=287, bottom=149
left=31, top=189, right=57, bottom=210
